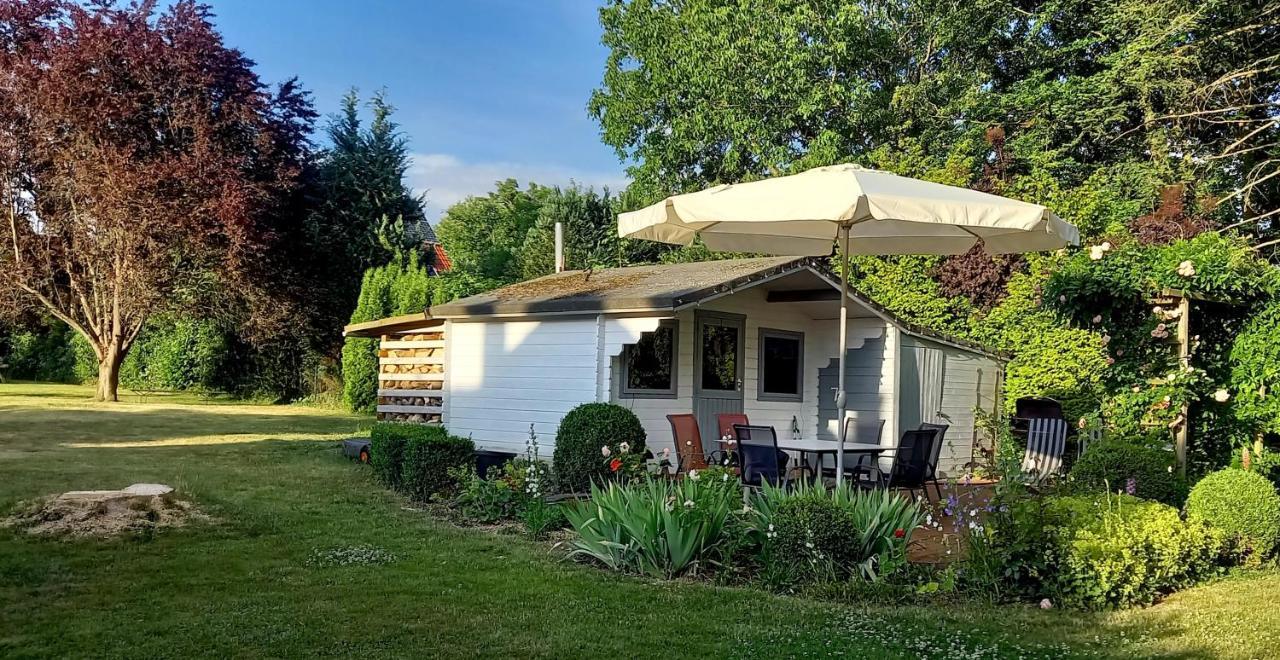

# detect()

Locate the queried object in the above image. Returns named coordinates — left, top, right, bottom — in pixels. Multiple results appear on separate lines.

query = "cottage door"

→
left=693, top=311, right=745, bottom=453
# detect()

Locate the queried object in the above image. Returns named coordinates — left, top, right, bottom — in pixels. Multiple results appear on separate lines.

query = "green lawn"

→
left=1, top=382, right=1276, bottom=658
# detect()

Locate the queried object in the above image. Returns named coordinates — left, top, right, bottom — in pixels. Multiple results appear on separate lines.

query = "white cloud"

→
left=407, top=152, right=629, bottom=220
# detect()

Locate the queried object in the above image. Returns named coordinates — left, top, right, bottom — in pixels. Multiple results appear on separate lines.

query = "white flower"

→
left=768, top=524, right=775, bottom=532
left=1059, top=294, right=1067, bottom=303
left=1101, top=334, right=1111, bottom=346
left=1089, top=244, right=1111, bottom=260
left=1213, top=389, right=1231, bottom=403
left=618, top=442, right=630, bottom=453
left=805, top=541, right=814, bottom=549
left=1040, top=598, right=1053, bottom=610
left=1091, top=315, right=1102, bottom=324
left=661, top=447, right=671, bottom=457
left=722, top=473, right=729, bottom=481
left=688, top=470, right=699, bottom=481
left=683, top=500, right=694, bottom=508
left=601, top=445, right=611, bottom=457
left=1153, top=306, right=1164, bottom=315
left=1177, top=260, right=1196, bottom=277
left=1168, top=465, right=1173, bottom=473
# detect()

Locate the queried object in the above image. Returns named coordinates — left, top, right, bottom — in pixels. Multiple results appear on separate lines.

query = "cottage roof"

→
left=344, top=257, right=1002, bottom=359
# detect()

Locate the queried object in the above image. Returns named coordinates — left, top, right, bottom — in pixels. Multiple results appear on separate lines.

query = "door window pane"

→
left=760, top=329, right=803, bottom=401
left=623, top=322, right=676, bottom=395
left=700, top=323, right=739, bottom=391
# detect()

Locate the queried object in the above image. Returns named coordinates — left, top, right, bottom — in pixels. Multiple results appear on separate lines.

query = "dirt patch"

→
left=4, top=486, right=208, bottom=539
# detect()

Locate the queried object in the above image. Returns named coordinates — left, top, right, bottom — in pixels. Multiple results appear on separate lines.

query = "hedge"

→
left=1068, top=437, right=1187, bottom=506
left=397, top=425, right=475, bottom=501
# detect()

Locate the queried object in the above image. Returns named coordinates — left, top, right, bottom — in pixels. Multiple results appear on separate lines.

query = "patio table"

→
left=774, top=438, right=896, bottom=480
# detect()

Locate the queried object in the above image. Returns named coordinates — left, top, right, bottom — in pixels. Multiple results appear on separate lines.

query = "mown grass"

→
left=1, top=382, right=1275, bottom=658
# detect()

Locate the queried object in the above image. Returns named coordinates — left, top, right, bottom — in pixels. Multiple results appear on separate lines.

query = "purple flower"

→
left=1125, top=477, right=1137, bottom=496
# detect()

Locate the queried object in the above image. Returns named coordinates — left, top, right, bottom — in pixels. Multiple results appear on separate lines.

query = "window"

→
left=758, top=328, right=803, bottom=401
left=621, top=320, right=678, bottom=398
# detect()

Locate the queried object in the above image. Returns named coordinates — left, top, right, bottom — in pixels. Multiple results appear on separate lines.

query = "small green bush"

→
left=399, top=426, right=475, bottom=501
left=1069, top=437, right=1187, bottom=505
left=1186, top=468, right=1280, bottom=561
left=770, top=496, right=859, bottom=578
left=747, top=481, right=923, bottom=584
left=553, top=402, right=646, bottom=492
left=996, top=494, right=1226, bottom=610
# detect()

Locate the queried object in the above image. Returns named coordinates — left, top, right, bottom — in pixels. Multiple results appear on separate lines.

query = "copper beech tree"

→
left=0, top=0, right=313, bottom=400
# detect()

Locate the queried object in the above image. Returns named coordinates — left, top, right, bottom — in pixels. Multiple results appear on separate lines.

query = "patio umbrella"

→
left=618, top=163, right=1079, bottom=485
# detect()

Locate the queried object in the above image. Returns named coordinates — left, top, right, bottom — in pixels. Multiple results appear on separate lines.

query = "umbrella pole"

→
left=835, top=224, right=851, bottom=488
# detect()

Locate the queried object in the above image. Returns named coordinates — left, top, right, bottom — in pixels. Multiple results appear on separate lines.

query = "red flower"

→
left=893, top=528, right=905, bottom=538
left=609, top=458, right=622, bottom=473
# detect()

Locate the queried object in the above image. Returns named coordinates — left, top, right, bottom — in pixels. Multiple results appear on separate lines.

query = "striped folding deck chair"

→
left=1022, top=417, right=1069, bottom=478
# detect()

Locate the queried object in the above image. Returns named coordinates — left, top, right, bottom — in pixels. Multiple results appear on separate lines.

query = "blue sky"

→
left=209, top=0, right=628, bottom=218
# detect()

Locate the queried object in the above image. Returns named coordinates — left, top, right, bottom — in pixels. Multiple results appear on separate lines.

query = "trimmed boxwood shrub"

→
left=553, top=403, right=646, bottom=493
left=399, top=426, right=475, bottom=501
left=771, top=496, right=859, bottom=574
left=1068, top=437, right=1187, bottom=505
left=370, top=422, right=475, bottom=499
left=369, top=422, right=413, bottom=489
left=1186, top=468, right=1280, bottom=561
left=1001, top=494, right=1227, bottom=610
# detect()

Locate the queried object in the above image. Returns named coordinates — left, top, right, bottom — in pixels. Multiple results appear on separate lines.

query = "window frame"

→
left=619, top=319, right=680, bottom=399
left=757, top=327, right=804, bottom=402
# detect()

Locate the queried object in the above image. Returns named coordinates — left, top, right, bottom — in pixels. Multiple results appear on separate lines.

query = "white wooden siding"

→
left=445, top=318, right=600, bottom=453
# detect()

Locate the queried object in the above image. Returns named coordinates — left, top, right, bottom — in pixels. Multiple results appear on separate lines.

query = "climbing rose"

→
left=1213, top=389, right=1231, bottom=403
left=609, top=458, right=622, bottom=472
left=1177, top=260, right=1196, bottom=277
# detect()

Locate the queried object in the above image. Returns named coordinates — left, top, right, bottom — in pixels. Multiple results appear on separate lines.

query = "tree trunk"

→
left=95, top=343, right=124, bottom=402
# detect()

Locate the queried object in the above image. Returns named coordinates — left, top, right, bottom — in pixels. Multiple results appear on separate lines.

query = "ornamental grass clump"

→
left=1186, top=468, right=1280, bottom=563
left=563, top=472, right=739, bottom=578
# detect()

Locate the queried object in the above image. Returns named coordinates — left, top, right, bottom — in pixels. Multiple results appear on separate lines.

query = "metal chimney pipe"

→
left=554, top=221, right=565, bottom=273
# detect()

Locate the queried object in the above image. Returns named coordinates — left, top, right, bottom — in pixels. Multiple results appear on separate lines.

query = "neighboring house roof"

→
left=400, top=257, right=1001, bottom=359
left=405, top=219, right=439, bottom=244
left=429, top=242, right=452, bottom=272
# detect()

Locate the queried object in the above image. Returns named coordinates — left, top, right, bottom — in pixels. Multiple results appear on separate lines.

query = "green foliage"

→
left=844, top=255, right=975, bottom=338
left=436, top=179, right=548, bottom=282
left=994, top=494, right=1227, bottom=610
left=1068, top=437, right=1187, bottom=505
left=341, top=252, right=438, bottom=412
left=1186, top=468, right=1280, bottom=561
left=1231, top=301, right=1280, bottom=433
left=0, top=320, right=78, bottom=383
left=745, top=481, right=924, bottom=584
left=369, top=422, right=412, bottom=490
left=552, top=403, right=646, bottom=493
left=449, top=466, right=524, bottom=524
left=308, top=89, right=427, bottom=288
left=1003, top=327, right=1110, bottom=422
left=563, top=475, right=740, bottom=578
left=1049, top=495, right=1226, bottom=610
left=399, top=426, right=475, bottom=502
left=118, top=316, right=226, bottom=391
left=1151, top=234, right=1279, bottom=302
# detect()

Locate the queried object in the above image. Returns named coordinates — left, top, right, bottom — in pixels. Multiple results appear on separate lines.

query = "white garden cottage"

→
left=344, top=257, right=1004, bottom=477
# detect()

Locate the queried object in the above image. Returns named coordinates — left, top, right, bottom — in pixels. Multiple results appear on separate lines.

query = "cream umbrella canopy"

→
left=618, top=163, right=1079, bottom=485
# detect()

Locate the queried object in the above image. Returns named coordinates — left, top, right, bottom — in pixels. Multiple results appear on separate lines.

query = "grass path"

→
left=1, top=383, right=1275, bottom=658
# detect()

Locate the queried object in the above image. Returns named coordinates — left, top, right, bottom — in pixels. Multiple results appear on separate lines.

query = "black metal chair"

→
left=732, top=424, right=794, bottom=488
left=919, top=422, right=949, bottom=499
left=887, top=428, right=943, bottom=502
